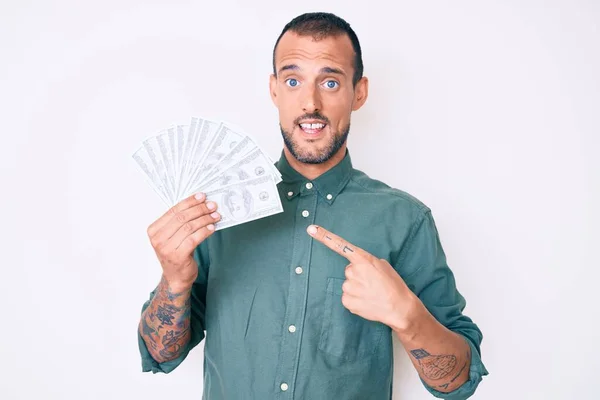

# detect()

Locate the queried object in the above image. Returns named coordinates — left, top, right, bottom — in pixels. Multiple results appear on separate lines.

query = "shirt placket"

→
left=274, top=181, right=318, bottom=399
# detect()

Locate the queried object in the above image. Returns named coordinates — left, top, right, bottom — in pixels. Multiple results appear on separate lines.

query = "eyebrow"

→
left=278, top=64, right=346, bottom=76
left=320, top=66, right=345, bottom=76
left=278, top=64, right=299, bottom=74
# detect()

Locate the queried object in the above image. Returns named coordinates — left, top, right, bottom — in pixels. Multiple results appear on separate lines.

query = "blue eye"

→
left=285, top=78, right=299, bottom=87
left=324, top=80, right=338, bottom=89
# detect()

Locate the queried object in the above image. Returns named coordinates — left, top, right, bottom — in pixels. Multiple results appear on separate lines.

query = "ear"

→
left=351, top=76, right=369, bottom=111
left=269, top=74, right=278, bottom=107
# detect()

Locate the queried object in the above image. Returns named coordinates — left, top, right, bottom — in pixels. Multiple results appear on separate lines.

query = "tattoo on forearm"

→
left=343, top=246, right=354, bottom=253
left=159, top=345, right=181, bottom=359
left=162, top=329, right=189, bottom=347
left=156, top=305, right=175, bottom=325
left=141, top=278, right=193, bottom=362
left=449, top=349, right=470, bottom=383
left=156, top=329, right=190, bottom=359
left=434, top=349, right=471, bottom=390
left=165, top=284, right=187, bottom=302
left=450, top=361, right=467, bottom=383
left=141, top=317, right=157, bottom=341
left=156, top=303, right=183, bottom=325
left=177, top=306, right=191, bottom=328
left=410, top=349, right=457, bottom=380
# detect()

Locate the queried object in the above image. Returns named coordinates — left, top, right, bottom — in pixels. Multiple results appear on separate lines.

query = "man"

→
left=138, top=12, right=488, bottom=400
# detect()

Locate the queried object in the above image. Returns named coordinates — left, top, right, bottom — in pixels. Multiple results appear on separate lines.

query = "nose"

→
left=301, top=85, right=322, bottom=114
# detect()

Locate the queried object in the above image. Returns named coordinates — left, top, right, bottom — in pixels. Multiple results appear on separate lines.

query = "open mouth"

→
left=299, top=121, right=327, bottom=135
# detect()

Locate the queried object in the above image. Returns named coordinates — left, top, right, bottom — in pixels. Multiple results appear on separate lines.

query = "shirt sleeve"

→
left=138, top=242, right=210, bottom=374
left=395, top=208, right=489, bottom=399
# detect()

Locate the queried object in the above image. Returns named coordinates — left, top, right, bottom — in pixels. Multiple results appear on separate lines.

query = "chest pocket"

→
left=318, top=277, right=388, bottom=362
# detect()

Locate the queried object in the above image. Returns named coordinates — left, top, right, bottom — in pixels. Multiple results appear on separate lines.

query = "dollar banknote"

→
left=197, top=135, right=282, bottom=191
left=200, top=147, right=281, bottom=192
left=204, top=174, right=283, bottom=230
left=132, top=145, right=171, bottom=206
left=132, top=116, right=284, bottom=229
left=179, top=118, right=220, bottom=198
left=187, top=123, right=245, bottom=187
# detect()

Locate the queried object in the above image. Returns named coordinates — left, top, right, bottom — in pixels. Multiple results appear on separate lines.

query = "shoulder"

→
left=348, top=168, right=431, bottom=216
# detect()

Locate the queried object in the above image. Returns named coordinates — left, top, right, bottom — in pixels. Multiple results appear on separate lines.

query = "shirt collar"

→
left=275, top=149, right=354, bottom=204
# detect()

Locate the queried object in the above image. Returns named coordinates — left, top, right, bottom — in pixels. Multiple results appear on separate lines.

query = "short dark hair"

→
left=272, top=12, right=364, bottom=87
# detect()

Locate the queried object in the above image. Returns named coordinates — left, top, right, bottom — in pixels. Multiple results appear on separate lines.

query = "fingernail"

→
left=195, top=192, right=205, bottom=201
left=211, top=212, right=220, bottom=219
left=207, top=224, right=215, bottom=231
left=207, top=202, right=216, bottom=210
left=307, top=225, right=317, bottom=235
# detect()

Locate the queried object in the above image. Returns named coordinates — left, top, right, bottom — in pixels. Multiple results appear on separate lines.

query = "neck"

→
left=283, top=144, right=347, bottom=180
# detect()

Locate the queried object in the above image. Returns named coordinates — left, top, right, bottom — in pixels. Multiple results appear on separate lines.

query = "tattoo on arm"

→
left=449, top=349, right=470, bottom=383
left=158, top=329, right=190, bottom=360
left=434, top=349, right=471, bottom=390
left=140, top=278, right=193, bottom=362
left=450, top=361, right=467, bottom=383
left=156, top=305, right=175, bottom=325
left=166, top=283, right=186, bottom=302
left=410, top=349, right=457, bottom=380
left=162, top=329, right=189, bottom=347
left=141, top=317, right=157, bottom=341
left=343, top=246, right=354, bottom=253
left=159, top=344, right=181, bottom=359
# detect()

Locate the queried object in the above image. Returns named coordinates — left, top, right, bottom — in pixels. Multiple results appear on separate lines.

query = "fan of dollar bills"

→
left=132, top=116, right=284, bottom=230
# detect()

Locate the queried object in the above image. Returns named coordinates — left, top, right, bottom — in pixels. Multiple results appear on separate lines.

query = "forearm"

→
left=391, top=300, right=471, bottom=393
left=139, top=276, right=193, bottom=363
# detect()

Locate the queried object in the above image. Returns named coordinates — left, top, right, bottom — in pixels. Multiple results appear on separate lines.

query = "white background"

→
left=1, top=1, right=598, bottom=399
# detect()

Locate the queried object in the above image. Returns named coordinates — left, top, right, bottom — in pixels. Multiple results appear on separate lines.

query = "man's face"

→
left=270, top=32, right=368, bottom=164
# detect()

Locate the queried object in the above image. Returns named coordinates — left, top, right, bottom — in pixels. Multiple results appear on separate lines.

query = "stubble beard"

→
left=280, top=123, right=350, bottom=164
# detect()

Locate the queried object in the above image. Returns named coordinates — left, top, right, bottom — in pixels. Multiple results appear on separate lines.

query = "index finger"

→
left=148, top=192, right=207, bottom=235
left=307, top=225, right=374, bottom=263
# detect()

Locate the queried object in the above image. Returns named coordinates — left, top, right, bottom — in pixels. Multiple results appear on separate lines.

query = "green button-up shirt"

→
left=138, top=150, right=488, bottom=399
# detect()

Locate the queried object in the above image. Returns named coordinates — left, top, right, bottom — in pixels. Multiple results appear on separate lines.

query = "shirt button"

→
left=295, top=266, right=303, bottom=275
left=305, top=182, right=313, bottom=189
left=287, top=191, right=293, bottom=197
left=326, top=194, right=333, bottom=200
left=280, top=383, right=289, bottom=391
left=288, top=325, right=296, bottom=333
left=302, top=210, right=309, bottom=217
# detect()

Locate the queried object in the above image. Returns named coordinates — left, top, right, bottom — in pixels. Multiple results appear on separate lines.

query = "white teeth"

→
left=300, top=123, right=325, bottom=129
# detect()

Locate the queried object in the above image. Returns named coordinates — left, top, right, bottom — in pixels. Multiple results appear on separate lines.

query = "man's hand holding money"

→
left=146, top=192, right=220, bottom=292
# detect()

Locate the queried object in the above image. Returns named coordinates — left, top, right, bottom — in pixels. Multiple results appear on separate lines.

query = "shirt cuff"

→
left=138, top=329, right=194, bottom=374
left=421, top=335, right=489, bottom=400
